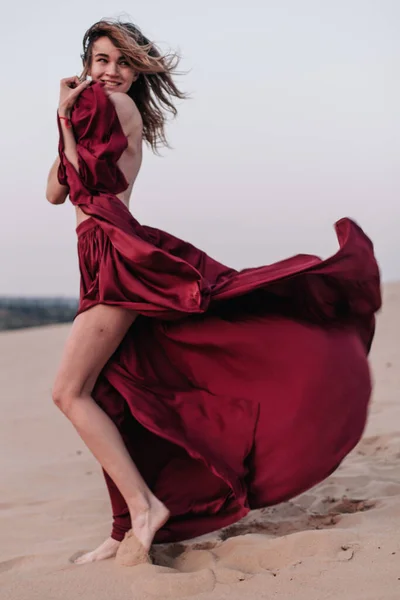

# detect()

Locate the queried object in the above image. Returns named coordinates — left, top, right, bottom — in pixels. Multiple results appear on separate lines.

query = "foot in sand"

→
left=74, top=537, right=120, bottom=564
left=116, top=496, right=170, bottom=567
left=131, top=496, right=170, bottom=553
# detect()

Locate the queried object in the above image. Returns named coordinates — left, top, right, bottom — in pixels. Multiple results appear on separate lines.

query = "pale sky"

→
left=1, top=0, right=398, bottom=296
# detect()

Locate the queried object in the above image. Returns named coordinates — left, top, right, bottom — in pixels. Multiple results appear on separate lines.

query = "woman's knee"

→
left=52, top=380, right=81, bottom=415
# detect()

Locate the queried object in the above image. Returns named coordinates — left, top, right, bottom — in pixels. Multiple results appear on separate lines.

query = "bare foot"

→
left=131, top=495, right=170, bottom=553
left=74, top=537, right=120, bottom=564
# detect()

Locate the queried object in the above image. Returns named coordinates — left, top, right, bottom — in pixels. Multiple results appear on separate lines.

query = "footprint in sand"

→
left=0, top=556, right=34, bottom=574
left=212, top=506, right=339, bottom=542
left=149, top=540, right=252, bottom=589
left=330, top=497, right=377, bottom=515
left=356, top=433, right=400, bottom=458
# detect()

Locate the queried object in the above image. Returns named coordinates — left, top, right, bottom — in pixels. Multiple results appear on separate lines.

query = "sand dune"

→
left=1, top=283, right=399, bottom=600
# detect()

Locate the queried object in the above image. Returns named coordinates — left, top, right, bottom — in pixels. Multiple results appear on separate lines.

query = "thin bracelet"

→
left=59, top=115, right=72, bottom=129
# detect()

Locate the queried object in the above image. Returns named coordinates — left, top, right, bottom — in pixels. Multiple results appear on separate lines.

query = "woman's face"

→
left=88, top=36, right=137, bottom=95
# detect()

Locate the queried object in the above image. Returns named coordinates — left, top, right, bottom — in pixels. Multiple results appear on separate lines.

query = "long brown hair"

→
left=81, top=19, right=187, bottom=152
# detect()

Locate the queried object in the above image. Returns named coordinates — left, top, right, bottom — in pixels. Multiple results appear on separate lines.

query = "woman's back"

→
left=76, top=92, right=143, bottom=226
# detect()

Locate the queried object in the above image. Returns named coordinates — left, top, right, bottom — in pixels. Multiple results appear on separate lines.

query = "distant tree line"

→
left=0, top=297, right=78, bottom=331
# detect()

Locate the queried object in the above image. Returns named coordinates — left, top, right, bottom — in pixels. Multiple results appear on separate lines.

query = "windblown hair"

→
left=81, top=19, right=187, bottom=152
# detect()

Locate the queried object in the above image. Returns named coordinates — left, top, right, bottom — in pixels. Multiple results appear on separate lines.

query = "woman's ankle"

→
left=126, top=490, right=152, bottom=519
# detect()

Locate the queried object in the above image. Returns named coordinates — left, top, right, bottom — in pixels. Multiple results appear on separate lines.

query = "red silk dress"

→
left=58, top=82, right=381, bottom=544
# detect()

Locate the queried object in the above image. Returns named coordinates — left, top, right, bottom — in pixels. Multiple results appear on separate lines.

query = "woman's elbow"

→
left=46, top=189, right=67, bottom=205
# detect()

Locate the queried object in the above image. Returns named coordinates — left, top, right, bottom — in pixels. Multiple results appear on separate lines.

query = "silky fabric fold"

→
left=59, top=82, right=381, bottom=543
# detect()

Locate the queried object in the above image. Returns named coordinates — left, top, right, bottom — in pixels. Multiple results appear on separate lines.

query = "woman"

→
left=46, top=19, right=381, bottom=565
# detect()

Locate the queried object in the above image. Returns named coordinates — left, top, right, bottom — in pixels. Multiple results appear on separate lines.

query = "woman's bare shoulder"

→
left=108, top=93, right=142, bottom=134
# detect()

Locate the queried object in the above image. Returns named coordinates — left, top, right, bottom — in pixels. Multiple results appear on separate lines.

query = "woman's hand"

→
left=58, top=76, right=90, bottom=118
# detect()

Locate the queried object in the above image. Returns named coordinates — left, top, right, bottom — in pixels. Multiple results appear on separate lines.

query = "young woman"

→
left=46, top=19, right=381, bottom=565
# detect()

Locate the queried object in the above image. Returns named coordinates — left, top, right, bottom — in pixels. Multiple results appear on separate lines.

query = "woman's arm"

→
left=46, top=157, right=69, bottom=205
left=58, top=106, right=80, bottom=172
left=46, top=76, right=90, bottom=205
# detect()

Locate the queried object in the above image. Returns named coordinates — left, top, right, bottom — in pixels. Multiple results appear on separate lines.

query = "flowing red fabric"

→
left=58, top=82, right=381, bottom=543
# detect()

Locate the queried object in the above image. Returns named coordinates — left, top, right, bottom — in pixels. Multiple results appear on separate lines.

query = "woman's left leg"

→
left=52, top=304, right=169, bottom=562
